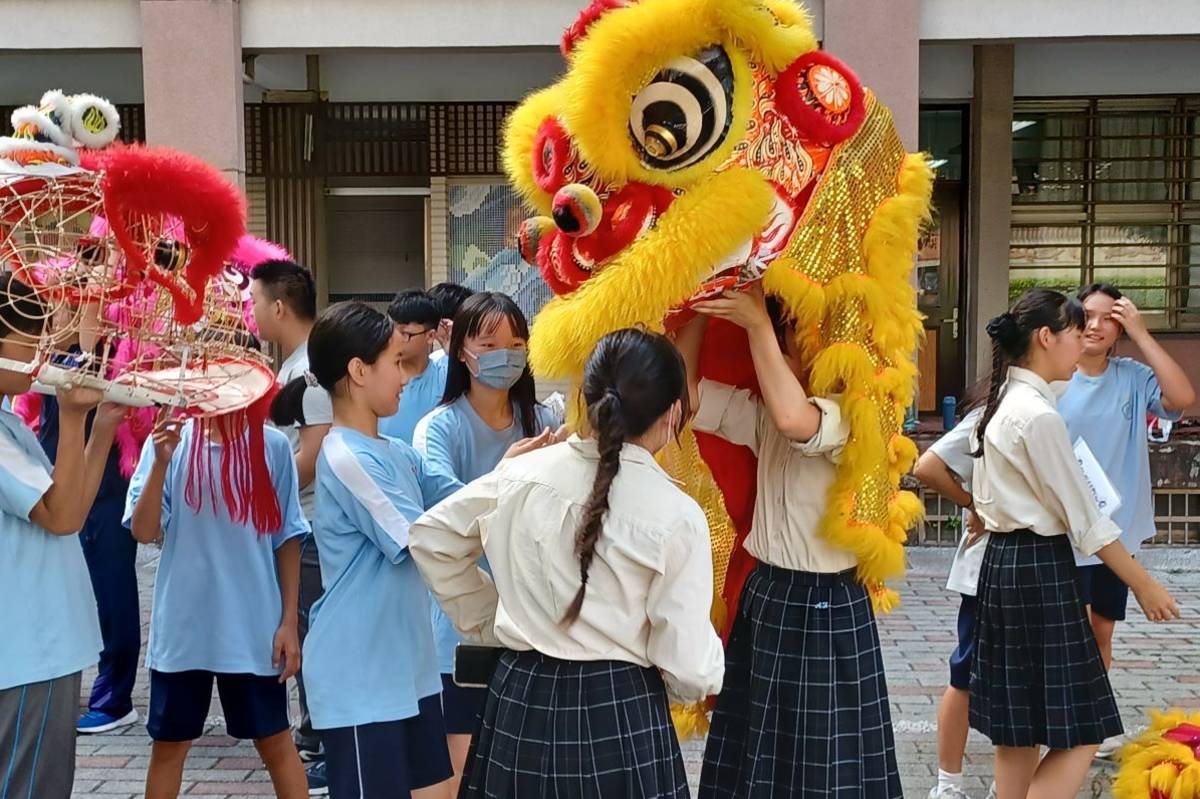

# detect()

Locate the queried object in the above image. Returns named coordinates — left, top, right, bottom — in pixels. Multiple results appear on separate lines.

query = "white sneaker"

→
left=985, top=782, right=997, bottom=799
left=1096, top=732, right=1132, bottom=760
left=928, top=786, right=973, bottom=799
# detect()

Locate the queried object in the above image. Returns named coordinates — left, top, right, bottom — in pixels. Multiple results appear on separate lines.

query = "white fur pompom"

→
left=10, top=106, right=72, bottom=147
left=67, top=93, right=121, bottom=149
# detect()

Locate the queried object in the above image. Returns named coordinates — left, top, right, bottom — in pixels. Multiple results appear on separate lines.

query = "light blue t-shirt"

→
left=0, top=409, right=101, bottom=690
left=1058, top=357, right=1183, bottom=565
left=123, top=422, right=308, bottom=675
left=413, top=395, right=562, bottom=672
left=303, top=427, right=462, bottom=729
left=379, top=356, right=449, bottom=445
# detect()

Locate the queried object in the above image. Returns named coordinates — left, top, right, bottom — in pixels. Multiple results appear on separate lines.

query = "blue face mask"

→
left=468, top=347, right=528, bottom=390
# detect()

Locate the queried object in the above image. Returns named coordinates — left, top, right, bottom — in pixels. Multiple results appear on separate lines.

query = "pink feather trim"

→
left=230, top=236, right=290, bottom=272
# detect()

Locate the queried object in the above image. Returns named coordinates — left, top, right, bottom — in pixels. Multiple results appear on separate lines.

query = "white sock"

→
left=938, top=769, right=964, bottom=792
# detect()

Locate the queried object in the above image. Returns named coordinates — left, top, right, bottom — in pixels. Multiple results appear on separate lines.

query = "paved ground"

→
left=73, top=546, right=1200, bottom=798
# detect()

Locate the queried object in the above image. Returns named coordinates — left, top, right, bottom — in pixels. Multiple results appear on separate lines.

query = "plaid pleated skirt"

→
left=459, top=649, right=688, bottom=799
left=699, top=564, right=901, bottom=799
left=969, top=530, right=1123, bottom=749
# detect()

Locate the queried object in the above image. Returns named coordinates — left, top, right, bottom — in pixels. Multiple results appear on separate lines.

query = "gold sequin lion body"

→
left=505, top=0, right=932, bottom=734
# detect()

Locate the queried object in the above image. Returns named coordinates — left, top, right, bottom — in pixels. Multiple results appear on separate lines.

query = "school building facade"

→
left=2, top=0, right=1198, bottom=541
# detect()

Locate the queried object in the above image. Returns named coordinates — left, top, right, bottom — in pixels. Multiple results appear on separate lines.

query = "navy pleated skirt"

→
left=969, top=530, right=1122, bottom=748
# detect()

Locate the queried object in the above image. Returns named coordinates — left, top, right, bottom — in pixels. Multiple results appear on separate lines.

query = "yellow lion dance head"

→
left=505, top=0, right=932, bottom=731
left=1116, top=710, right=1200, bottom=799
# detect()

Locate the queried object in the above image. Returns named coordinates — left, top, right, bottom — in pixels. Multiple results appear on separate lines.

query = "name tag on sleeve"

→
left=1073, top=438, right=1121, bottom=518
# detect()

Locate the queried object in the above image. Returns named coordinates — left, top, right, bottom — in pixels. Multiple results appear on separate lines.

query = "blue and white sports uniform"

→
left=303, top=426, right=461, bottom=797
left=124, top=422, right=308, bottom=742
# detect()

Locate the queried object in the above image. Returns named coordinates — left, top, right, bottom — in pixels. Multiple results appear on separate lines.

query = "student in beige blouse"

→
left=680, top=285, right=902, bottom=799
left=966, top=289, right=1178, bottom=799
left=410, top=328, right=722, bottom=799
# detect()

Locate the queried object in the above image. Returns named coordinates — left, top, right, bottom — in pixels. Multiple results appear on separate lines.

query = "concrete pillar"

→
left=140, top=0, right=245, bottom=187
left=967, top=44, right=1014, bottom=380
left=821, top=0, right=920, bottom=150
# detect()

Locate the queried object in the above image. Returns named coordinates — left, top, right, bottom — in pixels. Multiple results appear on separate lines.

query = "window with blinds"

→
left=1009, top=96, right=1200, bottom=329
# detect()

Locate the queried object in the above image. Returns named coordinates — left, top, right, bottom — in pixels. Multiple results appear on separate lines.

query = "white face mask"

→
left=655, top=403, right=681, bottom=453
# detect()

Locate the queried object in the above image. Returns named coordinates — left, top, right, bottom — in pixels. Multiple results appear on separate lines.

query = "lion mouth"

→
left=524, top=181, right=798, bottom=312
left=683, top=186, right=798, bottom=305
left=521, top=182, right=675, bottom=295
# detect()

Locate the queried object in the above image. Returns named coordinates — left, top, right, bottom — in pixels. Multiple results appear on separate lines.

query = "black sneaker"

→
left=306, top=761, right=329, bottom=796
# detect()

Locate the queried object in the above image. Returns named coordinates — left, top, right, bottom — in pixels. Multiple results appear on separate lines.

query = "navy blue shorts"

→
left=322, top=693, right=452, bottom=797
left=1077, top=563, right=1130, bottom=622
left=948, top=594, right=977, bottom=690
left=440, top=673, right=486, bottom=735
left=147, top=670, right=290, bottom=742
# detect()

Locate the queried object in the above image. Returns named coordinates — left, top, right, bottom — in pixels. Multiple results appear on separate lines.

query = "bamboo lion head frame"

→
left=0, top=91, right=282, bottom=533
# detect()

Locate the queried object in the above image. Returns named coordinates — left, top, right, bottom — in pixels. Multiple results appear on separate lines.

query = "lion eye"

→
left=629, top=45, right=734, bottom=171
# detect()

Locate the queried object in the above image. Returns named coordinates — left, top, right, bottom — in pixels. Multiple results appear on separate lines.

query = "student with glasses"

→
left=379, top=290, right=449, bottom=445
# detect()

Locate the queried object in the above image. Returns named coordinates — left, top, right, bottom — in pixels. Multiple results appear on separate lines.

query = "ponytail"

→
left=971, top=288, right=1085, bottom=456
left=562, top=390, right=624, bottom=625
left=559, top=328, right=687, bottom=626
left=270, top=376, right=309, bottom=427
left=971, top=336, right=1009, bottom=457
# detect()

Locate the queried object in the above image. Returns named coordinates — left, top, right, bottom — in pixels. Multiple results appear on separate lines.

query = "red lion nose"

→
left=551, top=184, right=603, bottom=236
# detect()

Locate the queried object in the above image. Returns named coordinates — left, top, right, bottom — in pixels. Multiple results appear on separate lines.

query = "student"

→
left=272, top=301, right=461, bottom=799
left=379, top=290, right=448, bottom=444
left=913, top=406, right=985, bottom=799
left=250, top=259, right=332, bottom=781
left=427, top=282, right=474, bottom=363
left=684, top=285, right=902, bottom=799
left=412, top=290, right=561, bottom=788
left=1058, top=284, right=1194, bottom=753
left=127, top=405, right=309, bottom=799
left=968, top=289, right=1178, bottom=799
left=411, top=327, right=724, bottom=798
left=24, top=313, right=140, bottom=736
left=0, top=273, right=122, bottom=799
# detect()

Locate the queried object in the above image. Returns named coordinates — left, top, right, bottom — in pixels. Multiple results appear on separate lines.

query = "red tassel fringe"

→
left=183, top=385, right=282, bottom=536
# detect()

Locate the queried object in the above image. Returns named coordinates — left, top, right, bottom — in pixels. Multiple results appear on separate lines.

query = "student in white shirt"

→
left=913, top=406, right=985, bottom=799
left=968, top=289, right=1178, bottom=799
left=681, top=285, right=902, bottom=799
left=411, top=328, right=724, bottom=799
left=250, top=259, right=332, bottom=779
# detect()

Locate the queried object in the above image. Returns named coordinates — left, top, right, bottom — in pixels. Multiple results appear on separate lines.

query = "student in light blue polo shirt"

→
left=379, top=290, right=449, bottom=444
left=1057, top=283, right=1194, bottom=756
left=272, top=301, right=462, bottom=799
left=0, top=273, right=122, bottom=799
left=127, top=414, right=309, bottom=798
left=411, top=291, right=561, bottom=788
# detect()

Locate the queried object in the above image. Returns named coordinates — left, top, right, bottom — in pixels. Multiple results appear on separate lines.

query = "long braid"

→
left=562, top=390, right=624, bottom=625
left=971, top=338, right=1009, bottom=457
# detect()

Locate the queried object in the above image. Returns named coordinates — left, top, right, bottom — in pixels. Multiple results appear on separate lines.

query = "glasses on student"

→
left=397, top=328, right=434, bottom=343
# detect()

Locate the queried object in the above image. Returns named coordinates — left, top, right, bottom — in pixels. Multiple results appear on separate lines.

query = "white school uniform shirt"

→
left=929, top=408, right=986, bottom=596
left=0, top=409, right=101, bottom=690
left=971, top=367, right=1121, bottom=557
left=692, top=378, right=853, bottom=573
left=410, top=436, right=725, bottom=704
left=413, top=395, right=562, bottom=673
left=276, top=341, right=334, bottom=522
